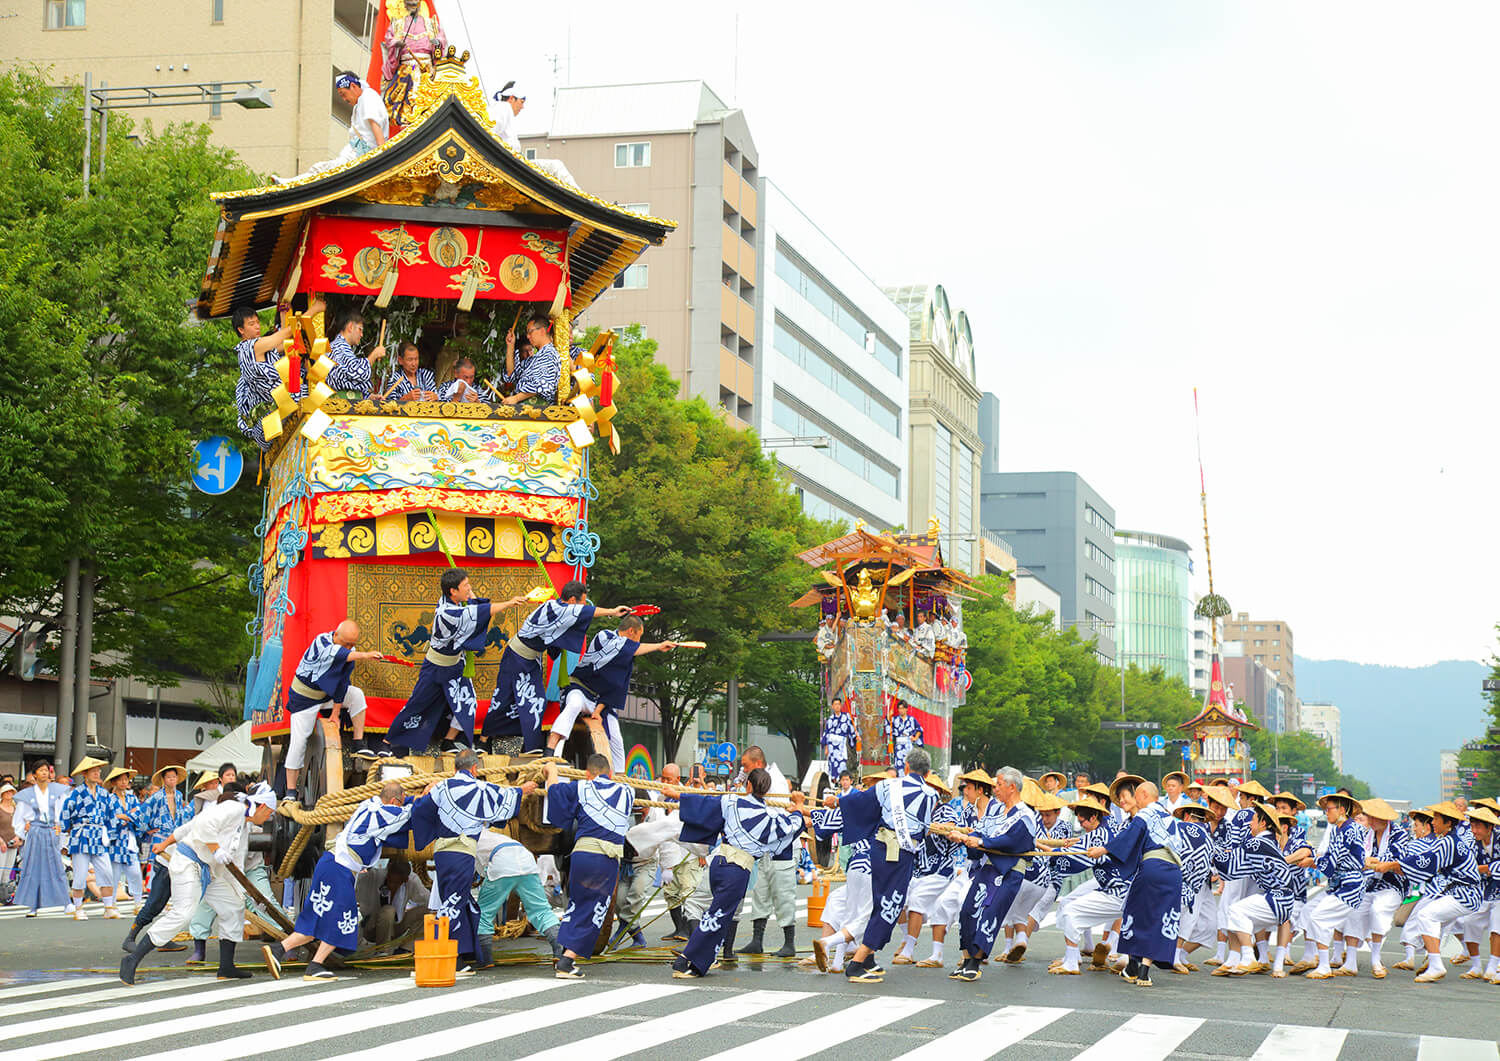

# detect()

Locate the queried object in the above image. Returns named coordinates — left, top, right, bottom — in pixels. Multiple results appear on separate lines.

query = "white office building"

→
left=1300, top=701, right=1343, bottom=772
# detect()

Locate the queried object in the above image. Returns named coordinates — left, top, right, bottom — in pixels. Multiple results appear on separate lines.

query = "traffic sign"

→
left=697, top=731, right=716, bottom=742
left=714, top=741, right=737, bottom=763
left=1249, top=758, right=1257, bottom=771
left=1101, top=721, right=1161, bottom=731
left=1150, top=734, right=1165, bottom=751
left=1135, top=735, right=1150, bottom=752
left=1318, top=785, right=1336, bottom=797
left=1149, top=747, right=1164, bottom=756
left=1483, top=679, right=1500, bottom=692
left=191, top=436, right=243, bottom=495
left=1301, top=780, right=1316, bottom=795
left=1463, top=742, right=1500, bottom=752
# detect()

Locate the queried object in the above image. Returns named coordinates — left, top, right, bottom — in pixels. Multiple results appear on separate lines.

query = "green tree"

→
left=0, top=67, right=262, bottom=699
left=1083, top=665, right=1204, bottom=782
left=737, top=637, right=824, bottom=778
left=1466, top=623, right=1500, bottom=796
left=585, top=327, right=828, bottom=760
left=1250, top=729, right=1371, bottom=800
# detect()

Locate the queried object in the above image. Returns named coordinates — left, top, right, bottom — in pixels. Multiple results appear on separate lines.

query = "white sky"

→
left=439, top=1, right=1500, bottom=668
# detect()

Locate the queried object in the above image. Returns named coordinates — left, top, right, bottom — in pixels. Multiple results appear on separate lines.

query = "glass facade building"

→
left=1114, top=530, right=1192, bottom=685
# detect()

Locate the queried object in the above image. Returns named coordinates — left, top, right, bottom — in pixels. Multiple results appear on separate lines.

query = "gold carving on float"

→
left=520, top=232, right=564, bottom=269
left=320, top=244, right=356, bottom=288
left=315, top=524, right=350, bottom=559
left=496, top=253, right=538, bottom=295
left=428, top=226, right=469, bottom=269
left=346, top=524, right=377, bottom=554
left=312, top=486, right=579, bottom=525
left=351, top=246, right=390, bottom=287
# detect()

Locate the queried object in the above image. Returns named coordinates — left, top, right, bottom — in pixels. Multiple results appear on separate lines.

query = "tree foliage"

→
left=0, top=67, right=263, bottom=696
left=1250, top=730, right=1371, bottom=801
left=737, top=637, right=824, bottom=778
left=1468, top=624, right=1500, bottom=798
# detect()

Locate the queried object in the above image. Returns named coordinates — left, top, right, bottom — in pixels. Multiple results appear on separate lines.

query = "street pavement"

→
left=1, top=894, right=1497, bottom=1061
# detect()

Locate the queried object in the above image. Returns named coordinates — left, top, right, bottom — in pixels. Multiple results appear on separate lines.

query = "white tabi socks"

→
left=1061, top=943, right=1081, bottom=972
left=928, top=940, right=944, bottom=963
left=1273, top=945, right=1287, bottom=974
left=1213, top=940, right=1228, bottom=963
left=897, top=933, right=917, bottom=959
left=1255, top=940, right=1270, bottom=963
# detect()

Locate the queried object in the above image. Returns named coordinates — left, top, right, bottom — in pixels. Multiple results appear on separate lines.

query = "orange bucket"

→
left=806, top=876, right=831, bottom=928
left=414, top=914, right=458, bottom=987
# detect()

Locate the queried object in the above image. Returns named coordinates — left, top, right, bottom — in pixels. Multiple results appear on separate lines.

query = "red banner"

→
left=302, top=215, right=568, bottom=305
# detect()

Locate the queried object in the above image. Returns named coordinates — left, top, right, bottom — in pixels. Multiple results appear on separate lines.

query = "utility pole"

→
left=56, top=557, right=80, bottom=771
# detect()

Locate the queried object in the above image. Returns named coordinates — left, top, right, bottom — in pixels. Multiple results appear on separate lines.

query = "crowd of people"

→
left=813, top=607, right=969, bottom=666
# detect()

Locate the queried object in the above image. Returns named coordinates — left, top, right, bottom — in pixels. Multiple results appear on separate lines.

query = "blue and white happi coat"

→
left=884, top=714, right=923, bottom=771
left=1223, top=831, right=1297, bottom=924
left=296, top=795, right=418, bottom=953
left=484, top=600, right=598, bottom=746
left=1409, top=832, right=1484, bottom=910
left=1281, top=822, right=1312, bottom=901
left=60, top=783, right=121, bottom=857
left=285, top=630, right=356, bottom=713
left=110, top=791, right=143, bottom=865
left=1176, top=819, right=1216, bottom=912
left=1106, top=804, right=1185, bottom=964
left=387, top=595, right=494, bottom=748
left=916, top=800, right=963, bottom=879
left=810, top=805, right=872, bottom=875
left=1366, top=823, right=1409, bottom=895
left=1025, top=818, right=1073, bottom=889
left=959, top=800, right=1039, bottom=957
left=334, top=795, right=416, bottom=871
left=235, top=336, right=282, bottom=449
left=548, top=776, right=635, bottom=956
left=565, top=630, right=640, bottom=714
left=325, top=334, right=372, bottom=394
left=386, top=367, right=438, bottom=400
left=502, top=342, right=562, bottom=402
left=820, top=711, right=858, bottom=779
left=1317, top=820, right=1369, bottom=909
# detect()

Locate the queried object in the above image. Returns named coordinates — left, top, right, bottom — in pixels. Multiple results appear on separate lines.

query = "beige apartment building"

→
left=6, top=0, right=380, bottom=176
left=520, top=81, right=761, bottom=425
left=1222, top=613, right=1295, bottom=695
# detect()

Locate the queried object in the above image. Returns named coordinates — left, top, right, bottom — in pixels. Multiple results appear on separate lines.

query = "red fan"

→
left=377, top=654, right=417, bottom=667
left=630, top=605, right=662, bottom=616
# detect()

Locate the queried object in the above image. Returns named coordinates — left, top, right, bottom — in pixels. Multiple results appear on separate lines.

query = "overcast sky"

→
left=441, top=1, right=1500, bottom=668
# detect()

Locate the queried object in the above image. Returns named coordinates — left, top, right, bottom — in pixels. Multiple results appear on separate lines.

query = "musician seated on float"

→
left=233, top=298, right=324, bottom=451
left=438, top=357, right=491, bottom=403
left=326, top=311, right=385, bottom=397
left=499, top=317, right=561, bottom=407
left=384, top=342, right=439, bottom=402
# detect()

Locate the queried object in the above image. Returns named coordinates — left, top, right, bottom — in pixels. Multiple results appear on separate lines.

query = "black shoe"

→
left=186, top=939, right=208, bottom=965
left=720, top=920, right=739, bottom=962
left=120, top=937, right=156, bottom=985
left=662, top=907, right=689, bottom=942
left=352, top=742, right=379, bottom=761
left=555, top=955, right=585, bottom=980
left=217, top=940, right=252, bottom=980
left=158, top=941, right=187, bottom=952
left=262, top=942, right=284, bottom=979
left=475, top=939, right=494, bottom=969
left=775, top=925, right=797, bottom=958
left=121, top=930, right=138, bottom=954
left=738, top=918, right=768, bottom=954
left=375, top=745, right=395, bottom=759
left=303, top=961, right=337, bottom=981
left=439, top=738, right=461, bottom=754
left=846, top=958, right=884, bottom=983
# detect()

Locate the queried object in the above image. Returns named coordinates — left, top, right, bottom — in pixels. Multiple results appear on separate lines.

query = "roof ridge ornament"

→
left=404, top=47, right=490, bottom=128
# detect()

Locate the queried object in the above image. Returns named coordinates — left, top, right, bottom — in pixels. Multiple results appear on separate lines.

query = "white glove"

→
left=213, top=848, right=234, bottom=866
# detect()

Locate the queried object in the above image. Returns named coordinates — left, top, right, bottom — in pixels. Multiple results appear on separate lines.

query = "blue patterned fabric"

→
left=820, top=711, right=858, bottom=779
left=285, top=630, right=355, bottom=713
left=60, top=783, right=120, bottom=857
left=872, top=773, right=939, bottom=851
left=1317, top=820, right=1369, bottom=908
left=386, top=596, right=494, bottom=748
left=387, top=367, right=438, bottom=400
left=1026, top=819, right=1073, bottom=887
left=110, top=791, right=143, bottom=865
left=295, top=851, right=363, bottom=952
left=1367, top=823, right=1408, bottom=893
left=565, top=630, right=640, bottom=714
left=518, top=601, right=597, bottom=655
left=545, top=777, right=634, bottom=845
left=335, top=795, right=415, bottom=868
left=718, top=794, right=803, bottom=857
left=234, top=336, right=282, bottom=449
left=1281, top=823, right=1312, bottom=900
left=502, top=342, right=561, bottom=402
left=959, top=863, right=1025, bottom=957
left=967, top=800, right=1039, bottom=876
left=1224, top=831, right=1297, bottom=924
left=138, top=787, right=193, bottom=843
left=1176, top=820, right=1215, bottom=911
left=1417, top=831, right=1484, bottom=909
left=884, top=714, right=923, bottom=771
left=326, top=335, right=372, bottom=394
left=916, top=800, right=962, bottom=878
left=1106, top=811, right=1184, bottom=963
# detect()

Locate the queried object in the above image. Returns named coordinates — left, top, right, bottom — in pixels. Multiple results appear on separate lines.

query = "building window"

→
left=1255, top=624, right=1264, bottom=632
left=45, top=0, right=85, bottom=27
left=1085, top=575, right=1114, bottom=606
left=614, top=141, right=651, bottom=168
left=774, top=242, right=902, bottom=377
left=1085, top=540, right=1114, bottom=573
left=990, top=491, right=1044, bottom=500
left=1253, top=639, right=1264, bottom=646
left=772, top=317, right=901, bottom=437
left=211, top=0, right=224, bottom=22
left=1085, top=503, right=1114, bottom=537
left=611, top=264, right=647, bottom=290
left=524, top=148, right=537, bottom=160
left=1271, top=639, right=1280, bottom=646
left=934, top=422, right=952, bottom=530
left=209, top=81, right=222, bottom=119
left=1273, top=654, right=1281, bottom=661
left=772, top=394, right=899, bottom=499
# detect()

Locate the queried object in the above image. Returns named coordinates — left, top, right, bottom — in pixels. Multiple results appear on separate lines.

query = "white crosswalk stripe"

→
left=3, top=972, right=1498, bottom=1061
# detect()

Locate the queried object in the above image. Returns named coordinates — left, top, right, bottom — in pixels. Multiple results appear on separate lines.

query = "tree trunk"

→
left=55, top=556, right=79, bottom=772
left=72, top=559, right=95, bottom=759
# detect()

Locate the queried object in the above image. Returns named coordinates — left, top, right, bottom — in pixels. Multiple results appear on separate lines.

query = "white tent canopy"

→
left=186, top=720, right=261, bottom=775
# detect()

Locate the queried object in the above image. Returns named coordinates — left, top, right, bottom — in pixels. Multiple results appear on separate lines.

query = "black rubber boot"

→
left=217, top=940, right=252, bottom=980
left=121, top=927, right=138, bottom=953
left=738, top=917, right=767, bottom=954
left=187, top=938, right=208, bottom=965
left=120, top=937, right=156, bottom=985
left=476, top=937, right=494, bottom=969
left=775, top=925, right=797, bottom=958
left=719, top=920, right=739, bottom=962
left=543, top=924, right=563, bottom=961
left=662, top=906, right=688, bottom=941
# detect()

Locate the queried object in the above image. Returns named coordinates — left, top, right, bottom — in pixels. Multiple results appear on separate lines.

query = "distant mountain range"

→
left=1294, top=656, right=1490, bottom=804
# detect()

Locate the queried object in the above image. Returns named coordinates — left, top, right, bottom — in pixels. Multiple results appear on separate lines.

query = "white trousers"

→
left=1181, top=886, right=1219, bottom=946
left=112, top=860, right=144, bottom=901
left=906, top=872, right=951, bottom=918
left=1459, top=902, right=1500, bottom=944
left=1304, top=891, right=1363, bottom=945
left=550, top=689, right=625, bottom=772
left=286, top=686, right=366, bottom=770
left=1059, top=889, right=1125, bottom=944
left=1216, top=877, right=1252, bottom=930
left=1357, top=888, right=1403, bottom=939
left=1225, top=894, right=1284, bottom=936
left=70, top=851, right=114, bottom=902
left=148, top=853, right=244, bottom=946
left=1407, top=894, right=1478, bottom=943
left=1005, top=879, right=1056, bottom=928
left=930, top=870, right=971, bottom=928
left=820, top=867, right=873, bottom=939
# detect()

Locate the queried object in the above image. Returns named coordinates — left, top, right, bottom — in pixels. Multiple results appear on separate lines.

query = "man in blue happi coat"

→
left=481, top=580, right=630, bottom=754
left=820, top=698, right=859, bottom=781
left=378, top=568, right=525, bottom=756
left=952, top=765, right=1038, bottom=982
left=1099, top=780, right=1185, bottom=986
left=286, top=620, right=386, bottom=791
left=546, top=615, right=676, bottom=773
left=545, top=754, right=635, bottom=979
left=825, top=747, right=938, bottom=983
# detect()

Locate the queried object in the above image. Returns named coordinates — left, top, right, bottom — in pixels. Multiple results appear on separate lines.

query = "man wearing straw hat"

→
left=1002, top=789, right=1071, bottom=964
left=1302, top=791, right=1369, bottom=978
left=1344, top=796, right=1407, bottom=978
left=1459, top=804, right=1499, bottom=982
left=1161, top=771, right=1191, bottom=813
left=105, top=767, right=144, bottom=911
left=1209, top=778, right=1271, bottom=966
left=1096, top=781, right=1184, bottom=986
left=1045, top=794, right=1128, bottom=975
left=1215, top=802, right=1299, bottom=977
left=1268, top=790, right=1315, bottom=972
left=123, top=765, right=192, bottom=953
left=949, top=765, right=1035, bottom=982
left=1399, top=801, right=1485, bottom=982
left=60, top=756, right=122, bottom=921
left=902, top=768, right=988, bottom=969
left=892, top=772, right=959, bottom=965
left=1168, top=799, right=1216, bottom=973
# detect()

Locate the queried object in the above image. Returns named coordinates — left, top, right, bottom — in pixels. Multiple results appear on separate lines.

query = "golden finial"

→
left=927, top=516, right=941, bottom=543
left=854, top=518, right=867, bottom=533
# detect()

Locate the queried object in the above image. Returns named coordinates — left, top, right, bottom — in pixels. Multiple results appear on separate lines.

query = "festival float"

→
left=193, top=49, right=675, bottom=887
left=794, top=521, right=977, bottom=794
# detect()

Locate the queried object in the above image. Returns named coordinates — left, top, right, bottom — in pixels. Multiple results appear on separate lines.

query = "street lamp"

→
left=81, top=74, right=272, bottom=198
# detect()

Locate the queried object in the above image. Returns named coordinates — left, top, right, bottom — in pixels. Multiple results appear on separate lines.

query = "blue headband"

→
left=335, top=74, right=360, bottom=90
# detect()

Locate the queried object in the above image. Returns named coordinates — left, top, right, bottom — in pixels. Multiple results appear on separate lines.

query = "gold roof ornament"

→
left=849, top=567, right=881, bottom=619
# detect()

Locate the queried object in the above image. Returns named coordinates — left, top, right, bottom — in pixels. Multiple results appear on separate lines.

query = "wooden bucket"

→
left=806, top=876, right=832, bottom=928
left=414, top=914, right=458, bottom=987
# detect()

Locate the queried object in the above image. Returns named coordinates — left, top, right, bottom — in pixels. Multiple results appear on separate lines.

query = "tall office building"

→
left=885, top=284, right=984, bottom=574
left=1439, top=749, right=1459, bottom=801
left=1114, top=530, right=1193, bottom=686
left=1300, top=700, right=1342, bottom=771
left=981, top=471, right=1117, bottom=662
left=1221, top=613, right=1296, bottom=698
left=521, top=81, right=761, bottom=425
left=7, top=0, right=379, bottom=174
left=759, top=181, right=908, bottom=529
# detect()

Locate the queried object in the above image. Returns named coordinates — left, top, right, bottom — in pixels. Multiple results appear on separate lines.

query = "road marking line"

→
left=1250, top=1025, right=1348, bottom=1059
left=0, top=978, right=403, bottom=1061
left=1418, top=1037, right=1500, bottom=1061
left=319, top=983, right=689, bottom=1061
left=3, top=976, right=301, bottom=1041
left=902, top=1004, right=1071, bottom=1060
left=700, top=995, right=939, bottom=1061
left=527, top=988, right=816, bottom=1061
left=1070, top=1013, right=1204, bottom=1061
left=128, top=978, right=571, bottom=1061
left=0, top=977, right=184, bottom=1019
left=0, top=976, right=114, bottom=998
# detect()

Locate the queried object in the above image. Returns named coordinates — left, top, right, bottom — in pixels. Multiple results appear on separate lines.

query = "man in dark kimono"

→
left=1100, top=780, right=1184, bottom=987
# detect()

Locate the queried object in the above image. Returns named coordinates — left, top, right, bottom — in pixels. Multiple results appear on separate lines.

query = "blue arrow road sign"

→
left=1150, top=734, right=1165, bottom=750
left=191, top=437, right=243, bottom=495
left=1250, top=758, right=1257, bottom=771
left=1135, top=735, right=1149, bottom=752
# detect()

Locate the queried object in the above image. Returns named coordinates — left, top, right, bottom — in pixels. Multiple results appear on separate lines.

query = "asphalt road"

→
left=1, top=895, right=1496, bottom=1061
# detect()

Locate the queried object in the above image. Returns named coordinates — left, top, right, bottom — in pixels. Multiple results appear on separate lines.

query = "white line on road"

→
left=0, top=978, right=403, bottom=1061
left=1069, top=1013, right=1205, bottom=1061
left=0, top=976, right=184, bottom=1019
left=1418, top=1037, right=1500, bottom=1061
left=319, top=983, right=689, bottom=1061
left=129, top=978, right=572, bottom=1061
left=902, top=1004, right=1071, bottom=1060
left=0, top=976, right=114, bottom=998
left=526, top=988, right=817, bottom=1061
left=700, top=995, right=940, bottom=1061
left=1250, top=1025, right=1349, bottom=1060
left=3, top=976, right=300, bottom=1041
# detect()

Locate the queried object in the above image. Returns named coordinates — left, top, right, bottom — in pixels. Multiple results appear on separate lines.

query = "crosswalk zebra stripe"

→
left=901, top=1004, right=1071, bottom=1060
left=318, top=983, right=688, bottom=1061
left=3, top=977, right=300, bottom=1041
left=525, top=989, right=817, bottom=1061
left=1417, top=1037, right=1500, bottom=1061
left=0, top=979, right=404, bottom=1061
left=129, top=979, right=572, bottom=1061
left=1249, top=1025, right=1349, bottom=1059
left=0, top=977, right=185, bottom=1020
left=700, top=995, right=940, bottom=1061
left=1069, top=1013, right=1204, bottom=1061
left=0, top=976, right=114, bottom=998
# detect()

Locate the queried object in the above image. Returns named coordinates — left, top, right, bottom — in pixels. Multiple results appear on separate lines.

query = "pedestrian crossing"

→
left=0, top=971, right=1495, bottom=1061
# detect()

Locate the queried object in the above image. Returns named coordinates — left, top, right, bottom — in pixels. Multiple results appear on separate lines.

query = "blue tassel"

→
left=245, top=637, right=284, bottom=720
left=243, top=656, right=260, bottom=721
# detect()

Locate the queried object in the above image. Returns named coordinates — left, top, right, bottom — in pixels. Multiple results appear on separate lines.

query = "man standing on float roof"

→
left=378, top=568, right=526, bottom=756
left=481, top=580, right=631, bottom=754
